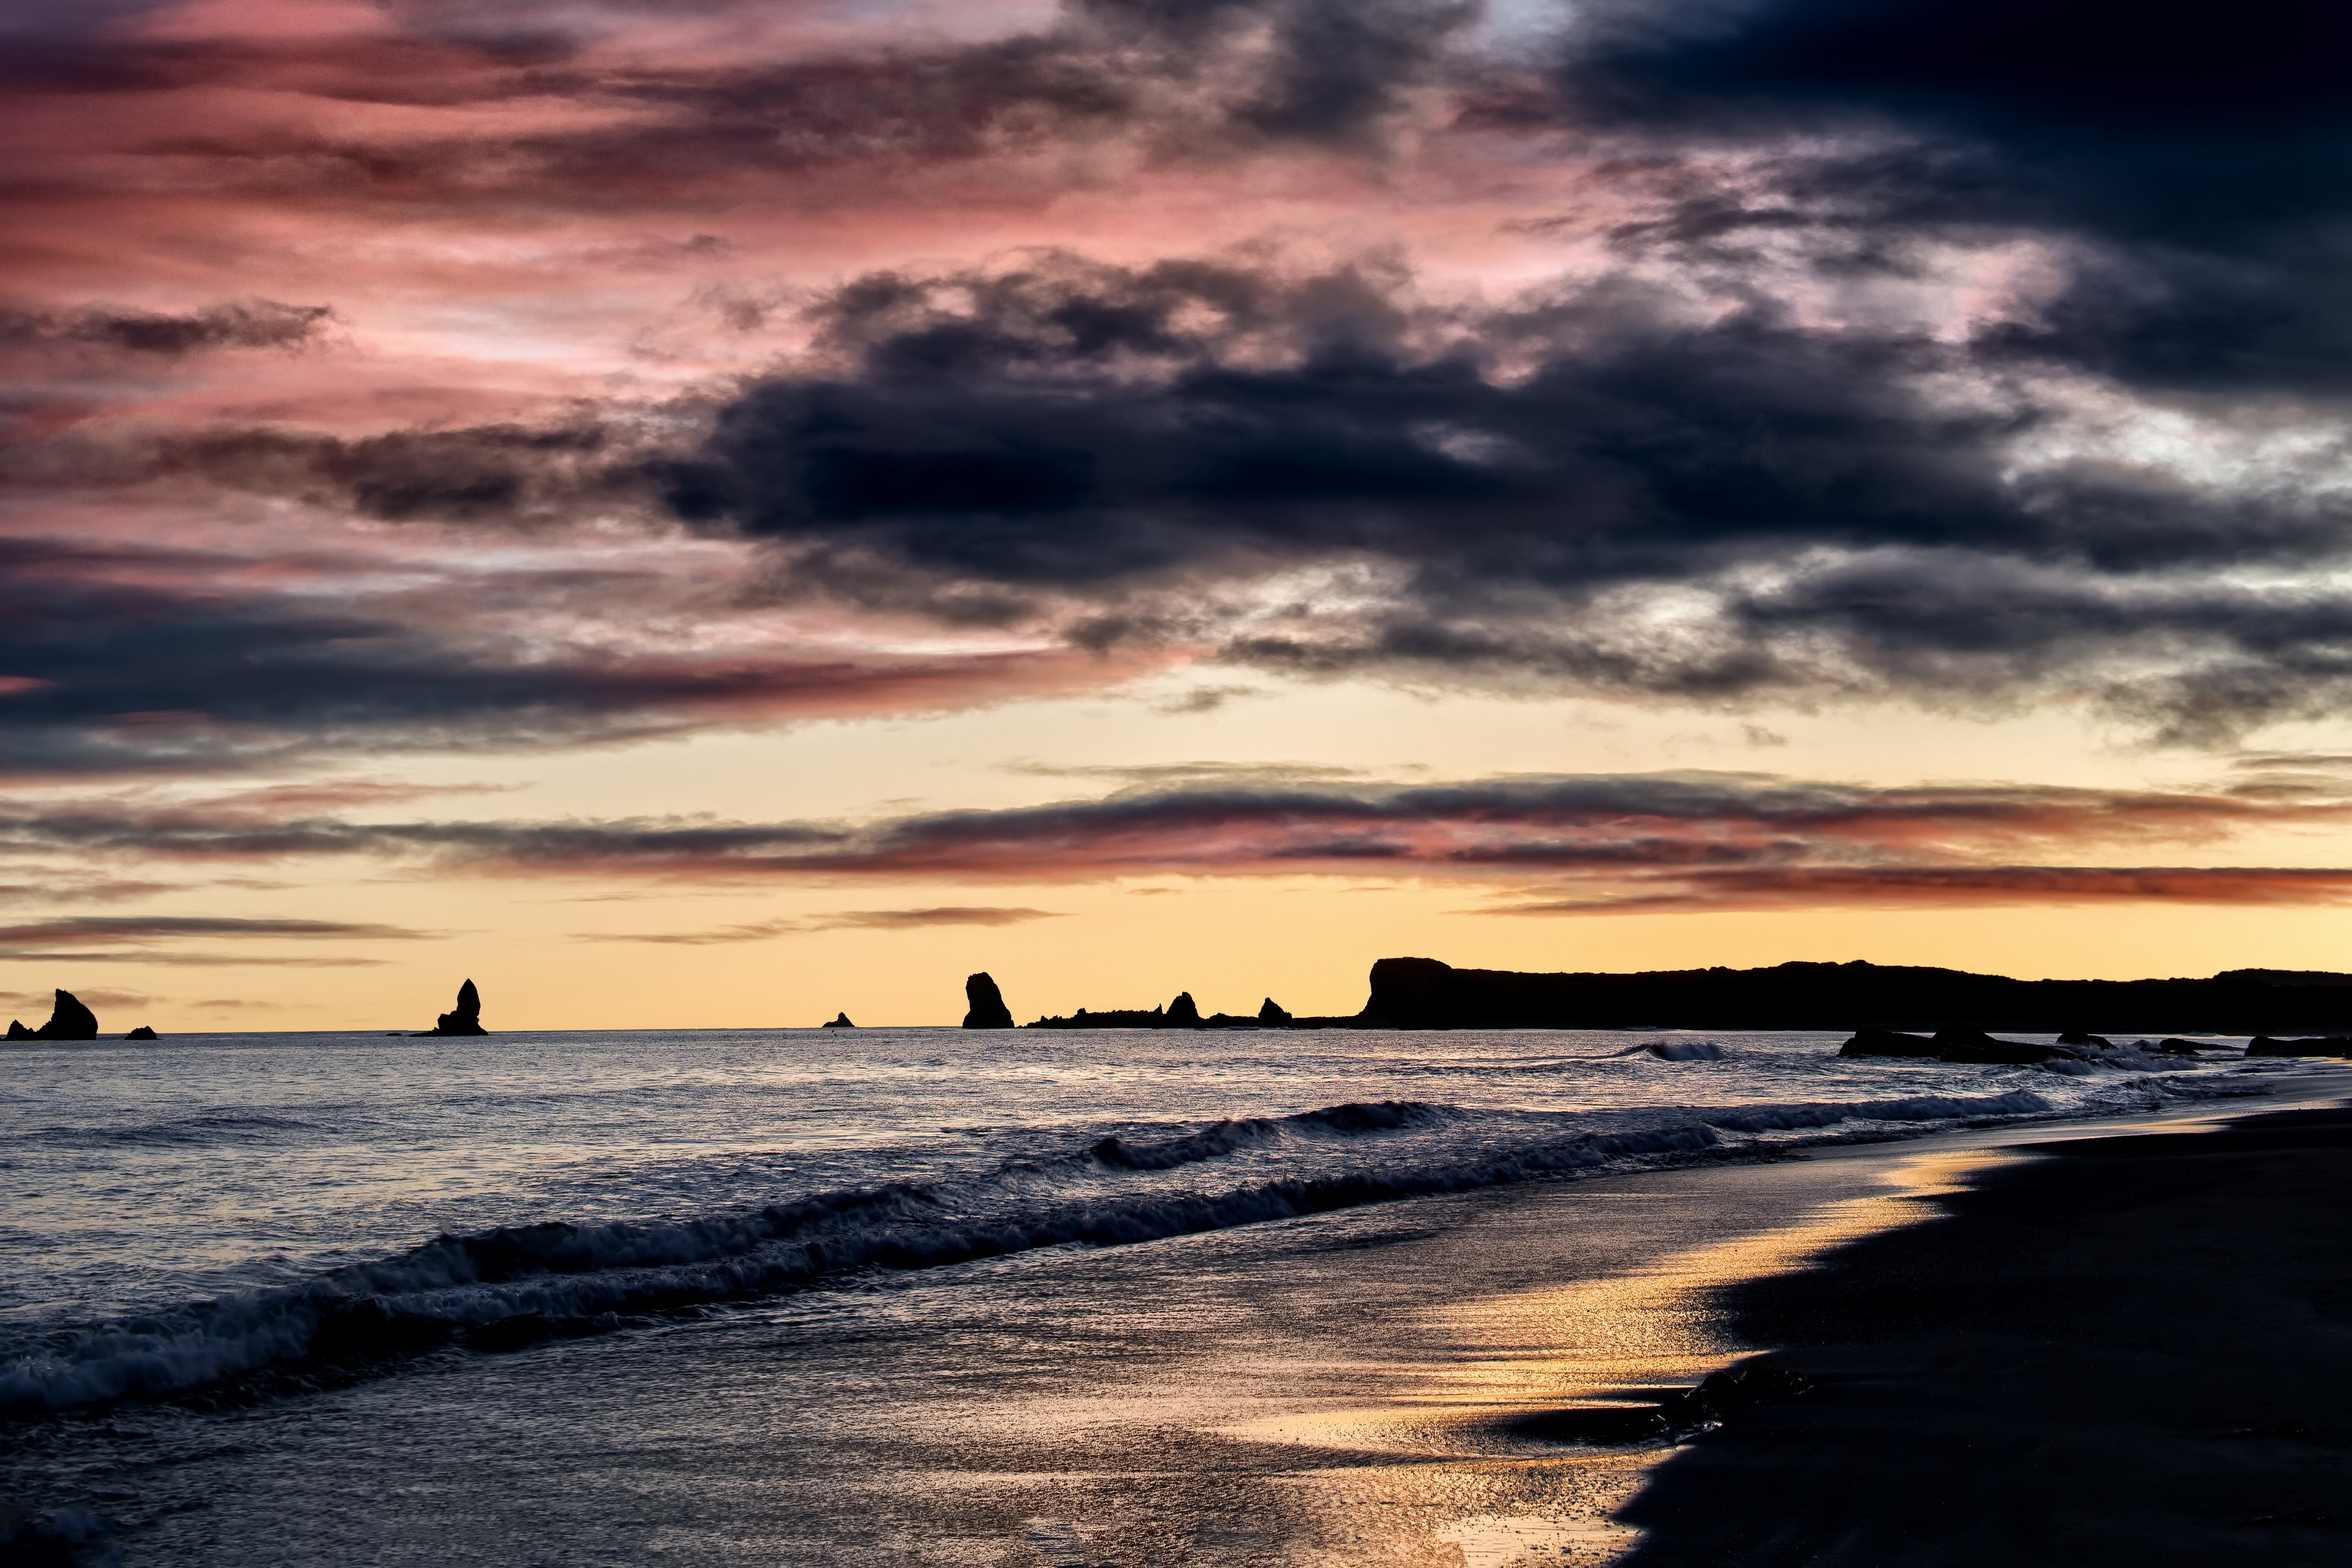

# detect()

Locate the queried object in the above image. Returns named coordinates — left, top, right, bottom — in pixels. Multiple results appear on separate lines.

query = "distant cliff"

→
left=1349, top=957, right=2352, bottom=1033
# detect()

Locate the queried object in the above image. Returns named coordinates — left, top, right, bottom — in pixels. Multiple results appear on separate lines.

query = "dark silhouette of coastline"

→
left=1343, top=956, right=2352, bottom=1034
left=1011, top=957, right=2352, bottom=1035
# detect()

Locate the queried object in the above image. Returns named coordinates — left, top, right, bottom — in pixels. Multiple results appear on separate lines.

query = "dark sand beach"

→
left=1621, top=1099, right=2352, bottom=1566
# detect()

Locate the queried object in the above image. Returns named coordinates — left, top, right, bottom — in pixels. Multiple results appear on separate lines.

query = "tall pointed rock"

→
left=962, top=972, right=1014, bottom=1029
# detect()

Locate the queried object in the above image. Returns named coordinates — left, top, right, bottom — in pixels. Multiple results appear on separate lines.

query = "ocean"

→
left=0, top=1025, right=2314, bottom=1565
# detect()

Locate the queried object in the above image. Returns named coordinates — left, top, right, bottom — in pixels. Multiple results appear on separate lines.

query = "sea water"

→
left=0, top=1027, right=2308, bottom=1564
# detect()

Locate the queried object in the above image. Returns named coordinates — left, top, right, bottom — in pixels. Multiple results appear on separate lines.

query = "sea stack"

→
left=962, top=972, right=1014, bottom=1029
left=1257, top=998, right=1293, bottom=1025
left=1165, top=992, right=1204, bottom=1027
left=8, top=990, right=99, bottom=1041
left=423, top=978, right=488, bottom=1036
left=823, top=1011, right=856, bottom=1028
left=126, top=1025, right=158, bottom=1041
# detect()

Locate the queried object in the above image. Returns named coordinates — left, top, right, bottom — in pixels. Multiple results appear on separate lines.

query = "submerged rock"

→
left=1838, top=1027, right=1939, bottom=1058
left=2247, top=1034, right=2352, bottom=1057
left=125, top=1025, right=158, bottom=1041
left=962, top=971, right=1014, bottom=1029
left=1931, top=1027, right=2074, bottom=1064
left=822, top=1011, right=856, bottom=1028
left=422, top=978, right=488, bottom=1036
left=1838, top=1025, right=2071, bottom=1063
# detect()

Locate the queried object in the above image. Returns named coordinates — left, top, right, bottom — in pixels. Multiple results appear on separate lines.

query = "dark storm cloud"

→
left=149, top=423, right=620, bottom=525
left=0, top=301, right=337, bottom=356
left=671, top=254, right=2021, bottom=587
left=9, top=767, right=2352, bottom=914
left=10, top=1, right=2352, bottom=767
left=1553, top=0, right=2352, bottom=394
left=636, top=251, right=2352, bottom=737
left=0, top=535, right=1104, bottom=776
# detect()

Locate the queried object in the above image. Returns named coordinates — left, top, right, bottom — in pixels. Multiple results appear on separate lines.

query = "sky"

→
left=7, top=0, right=2352, bottom=1030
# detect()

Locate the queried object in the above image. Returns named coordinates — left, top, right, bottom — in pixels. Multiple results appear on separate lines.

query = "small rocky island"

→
left=417, top=978, right=488, bottom=1036
left=6, top=989, right=99, bottom=1040
left=961, top=973, right=1015, bottom=1029
left=1025, top=993, right=1297, bottom=1030
left=822, top=1012, right=856, bottom=1028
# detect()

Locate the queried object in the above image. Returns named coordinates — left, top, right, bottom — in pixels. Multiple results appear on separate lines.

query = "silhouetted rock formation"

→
left=1028, top=1002, right=1170, bottom=1028
left=1839, top=1028, right=1939, bottom=1058
left=125, top=1026, right=157, bottom=1041
left=1258, top=998, right=1292, bottom=1025
left=823, top=1012, right=855, bottom=1028
left=1928, top=1028, right=2073, bottom=1065
left=962, top=972, right=1014, bottom=1029
left=8, top=990, right=99, bottom=1041
left=2247, top=1035, right=2352, bottom=1057
left=2057, top=1030, right=2113, bottom=1047
left=1345, top=956, right=2352, bottom=1033
left=421, top=978, right=488, bottom=1036
left=1027, top=992, right=1270, bottom=1028
left=1841, top=1027, right=2071, bottom=1064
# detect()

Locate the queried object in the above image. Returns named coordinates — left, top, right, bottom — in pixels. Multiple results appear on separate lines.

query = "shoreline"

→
left=1615, top=1090, right=2352, bottom=1566
left=4, top=1052, right=2342, bottom=1564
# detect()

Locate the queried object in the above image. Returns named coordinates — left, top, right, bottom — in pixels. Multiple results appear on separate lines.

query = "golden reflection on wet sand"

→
left=1210, top=1144, right=2038, bottom=1565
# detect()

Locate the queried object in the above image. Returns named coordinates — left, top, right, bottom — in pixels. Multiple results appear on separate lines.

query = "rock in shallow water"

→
left=1930, top=1027, right=2073, bottom=1064
left=822, top=1012, right=856, bottom=1028
left=961, top=971, right=1014, bottom=1029
left=421, top=978, right=488, bottom=1036
left=2246, top=1034, right=2352, bottom=1057
left=8, top=990, right=99, bottom=1041
left=1838, top=1028, right=1940, bottom=1058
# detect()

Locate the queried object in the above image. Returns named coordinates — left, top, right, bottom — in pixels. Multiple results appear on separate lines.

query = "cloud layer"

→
left=10, top=764, right=2352, bottom=914
left=5, top=0, right=2352, bottom=777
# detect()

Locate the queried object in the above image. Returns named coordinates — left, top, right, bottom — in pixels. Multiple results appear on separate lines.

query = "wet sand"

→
left=1618, top=1098, right=2352, bottom=1567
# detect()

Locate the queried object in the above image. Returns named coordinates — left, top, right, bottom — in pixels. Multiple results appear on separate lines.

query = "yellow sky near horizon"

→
left=13, top=679, right=2352, bottom=1033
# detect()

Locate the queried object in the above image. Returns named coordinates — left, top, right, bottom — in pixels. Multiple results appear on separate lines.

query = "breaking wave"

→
left=0, top=1082, right=2228, bottom=1417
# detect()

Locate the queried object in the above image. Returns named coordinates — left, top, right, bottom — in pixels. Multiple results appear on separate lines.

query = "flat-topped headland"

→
left=1346, top=956, right=2352, bottom=1034
left=1011, top=957, right=2352, bottom=1035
